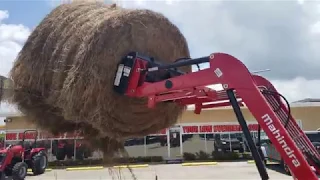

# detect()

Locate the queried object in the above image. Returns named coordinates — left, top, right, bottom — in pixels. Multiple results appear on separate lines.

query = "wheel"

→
left=84, top=149, right=91, bottom=158
left=281, top=160, right=291, bottom=176
left=56, top=148, right=66, bottom=160
left=32, top=151, right=48, bottom=175
left=65, top=144, right=74, bottom=159
left=12, top=162, right=28, bottom=180
left=76, top=149, right=84, bottom=160
left=0, top=171, right=5, bottom=180
left=263, top=159, right=267, bottom=165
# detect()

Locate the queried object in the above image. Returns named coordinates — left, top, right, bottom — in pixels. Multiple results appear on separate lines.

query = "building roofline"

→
left=0, top=112, right=23, bottom=117
left=1, top=102, right=320, bottom=117
left=186, top=102, right=320, bottom=111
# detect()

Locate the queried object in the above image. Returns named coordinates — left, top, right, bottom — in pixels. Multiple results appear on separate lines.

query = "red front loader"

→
left=0, top=130, right=48, bottom=180
left=113, top=52, right=320, bottom=180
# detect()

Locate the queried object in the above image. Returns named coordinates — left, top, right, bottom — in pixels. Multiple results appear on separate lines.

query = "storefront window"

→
left=181, top=125, right=211, bottom=158
left=145, top=134, right=168, bottom=158
left=182, top=133, right=206, bottom=155
left=212, top=133, right=245, bottom=153
left=205, top=133, right=215, bottom=153
left=124, top=137, right=146, bottom=157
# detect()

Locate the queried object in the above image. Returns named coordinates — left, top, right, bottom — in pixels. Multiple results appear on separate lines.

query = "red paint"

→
left=213, top=124, right=259, bottom=132
left=118, top=52, right=318, bottom=179
left=199, top=125, right=213, bottom=133
left=5, top=133, right=17, bottom=141
left=183, top=126, right=199, bottom=133
left=18, top=132, right=37, bottom=140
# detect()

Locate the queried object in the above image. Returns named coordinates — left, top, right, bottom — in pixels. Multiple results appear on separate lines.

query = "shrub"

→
left=212, top=151, right=239, bottom=161
left=114, top=156, right=163, bottom=163
left=48, top=156, right=164, bottom=168
left=150, top=156, right=164, bottom=162
left=242, top=152, right=252, bottom=160
left=183, top=152, right=196, bottom=161
left=195, top=150, right=210, bottom=160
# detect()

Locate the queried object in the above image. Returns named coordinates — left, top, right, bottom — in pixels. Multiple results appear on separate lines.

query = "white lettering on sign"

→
left=262, top=114, right=301, bottom=167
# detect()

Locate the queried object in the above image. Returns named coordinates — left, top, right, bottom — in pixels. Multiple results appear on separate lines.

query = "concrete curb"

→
left=27, top=168, right=52, bottom=172
left=247, top=160, right=276, bottom=165
left=113, top=164, right=149, bottom=168
left=66, top=166, right=104, bottom=171
left=182, top=162, right=218, bottom=166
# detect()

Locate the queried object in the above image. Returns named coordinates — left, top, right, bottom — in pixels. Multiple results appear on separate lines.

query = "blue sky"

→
left=1, top=0, right=320, bottom=118
left=0, top=1, right=52, bottom=28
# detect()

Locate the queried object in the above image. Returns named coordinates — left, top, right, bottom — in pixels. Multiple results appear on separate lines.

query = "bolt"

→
left=223, top=84, right=228, bottom=89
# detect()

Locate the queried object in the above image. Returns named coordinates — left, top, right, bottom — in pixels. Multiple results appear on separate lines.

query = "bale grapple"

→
left=113, top=52, right=320, bottom=180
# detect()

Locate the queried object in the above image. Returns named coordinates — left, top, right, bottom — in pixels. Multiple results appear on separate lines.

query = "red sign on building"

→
left=5, top=131, right=84, bottom=141
left=182, top=126, right=199, bottom=134
left=199, top=125, right=213, bottom=133
left=180, top=124, right=259, bottom=134
left=213, top=124, right=259, bottom=132
left=5, top=133, right=18, bottom=141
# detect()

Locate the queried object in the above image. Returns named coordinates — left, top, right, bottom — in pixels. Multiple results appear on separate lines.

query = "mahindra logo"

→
left=262, top=114, right=301, bottom=168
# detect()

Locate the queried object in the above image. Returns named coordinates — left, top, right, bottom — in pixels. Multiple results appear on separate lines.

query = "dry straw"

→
left=9, top=1, right=190, bottom=158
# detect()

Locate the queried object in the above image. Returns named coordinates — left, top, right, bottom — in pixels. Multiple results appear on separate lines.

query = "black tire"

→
left=56, top=148, right=66, bottom=161
left=84, top=149, right=91, bottom=158
left=76, top=149, right=84, bottom=160
left=239, top=147, right=244, bottom=153
left=12, top=162, right=28, bottom=180
left=65, top=144, right=74, bottom=159
left=32, top=151, right=48, bottom=175
left=257, top=148, right=267, bottom=166
left=281, top=160, right=291, bottom=176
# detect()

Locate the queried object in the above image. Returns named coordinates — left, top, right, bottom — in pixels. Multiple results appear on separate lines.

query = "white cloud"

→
left=0, top=10, right=31, bottom=119
left=113, top=0, right=320, bottom=102
left=0, top=10, right=9, bottom=22
left=2, top=0, right=320, bottom=123
left=272, top=77, right=320, bottom=103
left=0, top=10, right=31, bottom=77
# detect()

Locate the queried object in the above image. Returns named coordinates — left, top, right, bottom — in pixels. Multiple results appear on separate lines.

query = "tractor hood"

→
left=0, top=148, right=7, bottom=154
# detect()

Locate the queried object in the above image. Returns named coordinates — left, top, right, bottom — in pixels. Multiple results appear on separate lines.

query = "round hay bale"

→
left=10, top=1, right=190, bottom=146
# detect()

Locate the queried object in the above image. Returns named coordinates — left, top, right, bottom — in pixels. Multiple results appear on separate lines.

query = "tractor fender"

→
left=31, top=148, right=46, bottom=156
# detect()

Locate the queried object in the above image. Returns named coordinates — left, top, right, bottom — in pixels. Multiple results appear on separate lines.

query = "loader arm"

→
left=113, top=52, right=320, bottom=180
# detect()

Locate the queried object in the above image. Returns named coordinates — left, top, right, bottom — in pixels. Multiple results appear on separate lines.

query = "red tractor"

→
left=52, top=139, right=93, bottom=161
left=0, top=130, right=48, bottom=180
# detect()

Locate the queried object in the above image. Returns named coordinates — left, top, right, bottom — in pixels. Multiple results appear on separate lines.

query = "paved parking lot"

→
left=26, top=162, right=294, bottom=180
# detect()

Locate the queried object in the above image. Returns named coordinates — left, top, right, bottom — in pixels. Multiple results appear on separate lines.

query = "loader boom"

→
left=113, top=52, right=320, bottom=180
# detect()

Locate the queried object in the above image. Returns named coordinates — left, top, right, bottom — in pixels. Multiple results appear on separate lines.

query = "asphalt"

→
left=25, top=162, right=294, bottom=180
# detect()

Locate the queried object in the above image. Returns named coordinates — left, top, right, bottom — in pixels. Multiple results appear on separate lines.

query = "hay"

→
left=9, top=1, right=190, bottom=157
